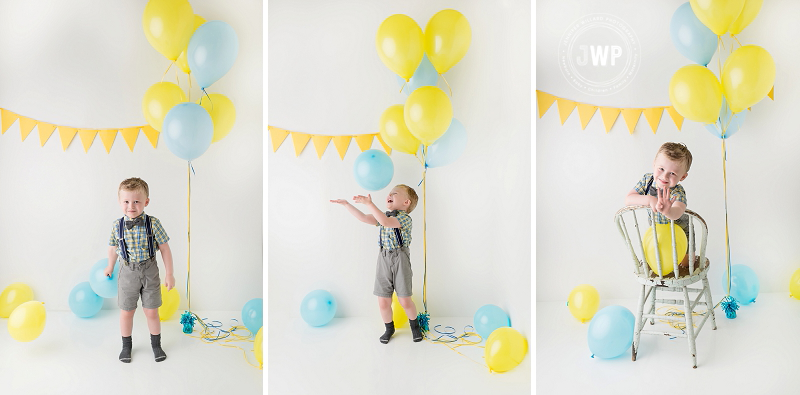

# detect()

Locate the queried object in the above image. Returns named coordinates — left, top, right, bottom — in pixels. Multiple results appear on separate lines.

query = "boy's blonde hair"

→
left=396, top=184, right=418, bottom=214
left=119, top=177, right=149, bottom=197
left=657, top=142, right=692, bottom=172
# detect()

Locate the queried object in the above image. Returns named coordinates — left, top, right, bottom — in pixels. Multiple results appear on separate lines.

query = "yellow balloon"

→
left=379, top=105, right=420, bottom=155
left=567, top=284, right=599, bottom=323
left=690, top=0, right=746, bottom=35
left=721, top=45, right=775, bottom=114
left=158, top=285, right=180, bottom=321
left=142, top=82, right=187, bottom=131
left=142, top=0, right=195, bottom=61
left=404, top=86, right=453, bottom=146
left=8, top=301, right=46, bottom=342
left=0, top=282, right=34, bottom=318
left=176, top=15, right=207, bottom=74
left=729, top=0, right=763, bottom=35
left=485, top=327, right=528, bottom=373
left=669, top=64, right=722, bottom=124
left=197, top=93, right=236, bottom=143
left=376, top=14, right=424, bottom=80
left=254, top=327, right=263, bottom=367
left=790, top=269, right=800, bottom=299
left=643, top=224, right=688, bottom=276
left=424, top=9, right=471, bottom=74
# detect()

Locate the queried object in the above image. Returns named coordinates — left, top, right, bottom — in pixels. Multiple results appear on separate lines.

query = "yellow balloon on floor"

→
left=729, top=0, right=763, bottom=35
left=176, top=15, right=207, bottom=74
left=485, top=327, right=527, bottom=373
left=142, top=82, right=187, bottom=131
left=379, top=105, right=420, bottom=155
left=790, top=269, right=800, bottom=299
left=8, top=301, right=46, bottom=342
left=669, top=64, right=722, bottom=124
left=721, top=45, right=775, bottom=113
left=376, top=14, right=424, bottom=80
left=142, top=0, right=195, bottom=61
left=254, top=327, right=263, bottom=367
left=392, top=293, right=410, bottom=328
left=690, top=0, right=745, bottom=35
left=424, top=9, right=471, bottom=74
left=0, top=282, right=34, bottom=318
left=158, top=285, right=180, bottom=321
left=404, top=86, right=453, bottom=146
left=567, top=284, right=599, bottom=323
left=643, top=224, right=688, bottom=276
left=197, top=93, right=237, bottom=143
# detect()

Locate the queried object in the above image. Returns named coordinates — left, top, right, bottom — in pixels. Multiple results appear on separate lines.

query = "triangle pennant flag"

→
left=1, top=109, right=19, bottom=134
left=332, top=135, right=352, bottom=160
left=642, top=108, right=664, bottom=134
left=78, top=129, right=98, bottom=153
left=355, top=134, right=374, bottom=151
left=598, top=107, right=621, bottom=133
left=58, top=126, right=78, bottom=151
left=375, top=133, right=392, bottom=155
left=556, top=98, right=577, bottom=125
left=768, top=86, right=774, bottom=100
left=141, top=125, right=159, bottom=148
left=290, top=131, right=312, bottom=157
left=18, top=116, right=37, bottom=141
left=536, top=91, right=557, bottom=118
left=37, top=122, right=56, bottom=146
left=576, top=103, right=598, bottom=130
left=620, top=108, right=643, bottom=135
left=120, top=127, right=140, bottom=151
left=269, top=126, right=290, bottom=152
left=98, top=129, right=117, bottom=153
left=311, top=135, right=332, bottom=159
left=665, top=106, right=684, bottom=130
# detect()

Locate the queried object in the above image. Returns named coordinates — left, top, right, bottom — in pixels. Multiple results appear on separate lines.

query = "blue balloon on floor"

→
left=301, top=289, right=337, bottom=327
left=587, top=305, right=635, bottom=359
left=725, top=264, right=760, bottom=305
left=353, top=149, right=394, bottom=191
left=89, top=258, right=120, bottom=299
left=242, top=298, right=263, bottom=334
left=473, top=304, right=511, bottom=339
left=69, top=281, right=104, bottom=318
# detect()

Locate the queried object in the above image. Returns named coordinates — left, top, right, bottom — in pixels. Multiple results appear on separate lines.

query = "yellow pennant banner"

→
left=268, top=126, right=391, bottom=160
left=0, top=107, right=159, bottom=152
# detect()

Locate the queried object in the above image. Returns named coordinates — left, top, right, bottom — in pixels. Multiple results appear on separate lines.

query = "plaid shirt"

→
left=634, top=173, right=687, bottom=225
left=377, top=210, right=412, bottom=249
left=108, top=213, right=170, bottom=263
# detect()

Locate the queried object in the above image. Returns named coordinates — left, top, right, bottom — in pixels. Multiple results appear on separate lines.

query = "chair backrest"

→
left=614, top=206, right=709, bottom=280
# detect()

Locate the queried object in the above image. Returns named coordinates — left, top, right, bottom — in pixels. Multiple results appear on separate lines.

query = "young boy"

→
left=625, top=142, right=693, bottom=269
left=103, top=178, right=174, bottom=362
left=330, top=184, right=423, bottom=344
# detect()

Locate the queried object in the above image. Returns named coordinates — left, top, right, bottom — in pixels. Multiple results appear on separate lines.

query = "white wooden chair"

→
left=614, top=205, right=717, bottom=369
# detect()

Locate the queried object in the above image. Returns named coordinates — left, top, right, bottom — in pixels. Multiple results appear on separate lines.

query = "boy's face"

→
left=652, top=153, right=688, bottom=189
left=119, top=189, right=149, bottom=219
left=386, top=187, right=411, bottom=211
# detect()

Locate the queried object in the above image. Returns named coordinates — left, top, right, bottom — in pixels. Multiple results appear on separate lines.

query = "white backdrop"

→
left=0, top=0, right=263, bottom=312
left=268, top=0, right=531, bottom=336
left=537, top=0, right=792, bottom=301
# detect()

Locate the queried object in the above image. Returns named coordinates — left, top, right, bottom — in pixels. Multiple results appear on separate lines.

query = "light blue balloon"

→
left=89, top=258, right=120, bottom=299
left=353, top=149, right=394, bottom=191
left=587, top=305, right=634, bottom=359
left=426, top=118, right=467, bottom=168
left=242, top=298, right=263, bottom=334
left=670, top=3, right=717, bottom=66
left=188, top=21, right=239, bottom=90
left=705, top=96, right=746, bottom=139
left=69, top=281, right=104, bottom=318
left=396, top=55, right=438, bottom=96
left=300, top=290, right=337, bottom=327
left=473, top=304, right=511, bottom=339
left=723, top=264, right=759, bottom=305
left=162, top=103, right=214, bottom=161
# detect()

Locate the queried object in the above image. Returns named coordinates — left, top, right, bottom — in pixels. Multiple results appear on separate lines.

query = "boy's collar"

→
left=124, top=212, right=146, bottom=221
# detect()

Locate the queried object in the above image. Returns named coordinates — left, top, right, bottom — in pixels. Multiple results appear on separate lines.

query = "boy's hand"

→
left=353, top=194, right=372, bottom=205
left=164, top=274, right=175, bottom=291
left=330, top=199, right=349, bottom=205
left=656, top=186, right=676, bottom=214
left=103, top=265, right=114, bottom=278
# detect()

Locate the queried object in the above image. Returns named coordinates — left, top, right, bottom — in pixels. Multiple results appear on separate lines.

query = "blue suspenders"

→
left=117, top=215, right=156, bottom=263
left=378, top=211, right=404, bottom=249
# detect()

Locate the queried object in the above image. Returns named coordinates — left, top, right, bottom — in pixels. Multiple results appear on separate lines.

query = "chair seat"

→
left=635, top=257, right=711, bottom=287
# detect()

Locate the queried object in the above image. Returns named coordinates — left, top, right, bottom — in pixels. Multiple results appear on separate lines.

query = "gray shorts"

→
left=117, top=257, right=162, bottom=311
left=373, top=247, right=413, bottom=298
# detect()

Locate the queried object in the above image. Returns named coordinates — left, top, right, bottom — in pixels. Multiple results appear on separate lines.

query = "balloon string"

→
left=732, top=34, right=743, bottom=49
left=400, top=80, right=408, bottom=94
left=200, top=88, right=213, bottom=110
left=721, top=139, right=732, bottom=297
left=188, top=73, right=193, bottom=102
left=187, top=161, right=192, bottom=310
left=422, top=145, right=428, bottom=313
left=441, top=74, right=453, bottom=97
left=161, top=62, right=173, bottom=83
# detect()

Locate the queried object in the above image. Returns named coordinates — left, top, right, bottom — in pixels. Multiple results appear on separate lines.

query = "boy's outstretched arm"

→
left=331, top=199, right=378, bottom=225
left=159, top=242, right=175, bottom=291
left=353, top=194, right=401, bottom=228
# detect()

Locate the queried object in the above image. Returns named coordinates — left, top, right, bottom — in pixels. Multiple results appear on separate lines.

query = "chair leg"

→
left=683, top=287, right=698, bottom=368
left=633, top=284, right=645, bottom=361
left=649, top=286, right=657, bottom=325
left=702, top=277, right=717, bottom=330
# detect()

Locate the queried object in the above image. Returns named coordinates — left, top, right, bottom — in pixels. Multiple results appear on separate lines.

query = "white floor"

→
left=269, top=316, right=531, bottom=395
left=0, top=309, right=263, bottom=395
left=537, top=292, right=800, bottom=394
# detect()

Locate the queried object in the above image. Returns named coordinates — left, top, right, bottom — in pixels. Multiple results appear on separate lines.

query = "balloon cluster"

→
left=141, top=0, right=239, bottom=161
left=472, top=304, right=527, bottom=373
left=0, top=283, right=45, bottom=342
left=668, top=1, right=773, bottom=138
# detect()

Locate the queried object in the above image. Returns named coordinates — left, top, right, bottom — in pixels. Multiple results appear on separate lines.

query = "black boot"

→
left=151, top=333, right=167, bottom=362
left=119, top=336, right=132, bottom=363
left=379, top=321, right=395, bottom=344
left=409, top=318, right=423, bottom=342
